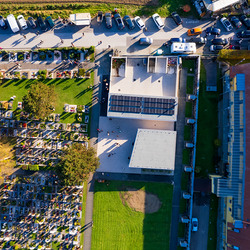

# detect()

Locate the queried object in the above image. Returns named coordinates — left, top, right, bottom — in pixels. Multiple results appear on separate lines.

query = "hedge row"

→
left=218, top=49, right=250, bottom=60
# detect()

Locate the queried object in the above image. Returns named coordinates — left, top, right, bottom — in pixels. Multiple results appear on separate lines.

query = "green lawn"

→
left=0, top=74, right=94, bottom=124
left=182, top=148, right=191, bottom=165
left=185, top=102, right=193, bottom=118
left=195, top=62, right=221, bottom=178
left=0, top=0, right=198, bottom=19
left=207, top=194, right=218, bottom=250
left=184, top=125, right=192, bottom=141
left=186, top=76, right=194, bottom=94
left=182, top=59, right=196, bottom=73
left=92, top=181, right=173, bottom=250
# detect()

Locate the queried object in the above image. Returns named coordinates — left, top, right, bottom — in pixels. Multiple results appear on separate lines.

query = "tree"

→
left=22, top=82, right=57, bottom=120
left=58, top=143, right=100, bottom=185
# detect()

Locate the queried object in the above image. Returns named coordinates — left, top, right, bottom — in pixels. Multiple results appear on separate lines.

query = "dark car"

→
left=0, top=16, right=8, bottom=30
left=139, top=37, right=153, bottom=45
left=236, top=30, right=250, bottom=38
left=28, top=17, right=36, bottom=29
left=45, top=16, right=55, bottom=28
left=123, top=15, right=135, bottom=30
left=212, top=38, right=228, bottom=45
left=114, top=13, right=125, bottom=30
left=230, top=16, right=242, bottom=29
left=171, top=12, right=183, bottom=26
left=37, top=16, right=47, bottom=31
left=187, top=37, right=207, bottom=44
left=105, top=13, right=112, bottom=29
left=240, top=15, right=250, bottom=29
left=205, top=27, right=221, bottom=35
left=210, top=44, right=224, bottom=52
left=169, top=37, right=186, bottom=43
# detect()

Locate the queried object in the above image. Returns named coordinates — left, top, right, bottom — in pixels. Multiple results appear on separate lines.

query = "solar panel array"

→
left=109, top=95, right=176, bottom=116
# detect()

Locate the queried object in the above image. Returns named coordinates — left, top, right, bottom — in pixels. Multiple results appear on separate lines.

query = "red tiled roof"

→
left=227, top=63, right=250, bottom=250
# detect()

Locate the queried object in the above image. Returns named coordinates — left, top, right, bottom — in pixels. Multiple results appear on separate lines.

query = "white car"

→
left=220, top=17, right=233, bottom=32
left=17, top=15, right=28, bottom=30
left=152, top=13, right=164, bottom=29
left=134, top=16, right=145, bottom=29
left=192, top=218, right=198, bottom=232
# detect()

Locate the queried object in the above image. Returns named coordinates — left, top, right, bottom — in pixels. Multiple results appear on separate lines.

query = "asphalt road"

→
left=190, top=193, right=210, bottom=250
left=0, top=17, right=245, bottom=53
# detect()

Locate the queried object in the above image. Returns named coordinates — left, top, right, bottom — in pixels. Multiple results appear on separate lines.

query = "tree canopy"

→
left=58, top=143, right=100, bottom=185
left=22, top=82, right=57, bottom=120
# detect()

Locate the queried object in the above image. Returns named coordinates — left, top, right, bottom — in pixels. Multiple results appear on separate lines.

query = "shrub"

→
left=38, top=70, right=47, bottom=80
left=218, top=50, right=250, bottom=61
left=21, top=165, right=28, bottom=170
left=78, top=68, right=85, bottom=77
left=18, top=53, right=24, bottom=61
left=29, top=165, right=39, bottom=171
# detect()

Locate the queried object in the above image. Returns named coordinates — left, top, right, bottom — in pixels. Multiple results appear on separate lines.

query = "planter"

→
left=17, top=52, right=24, bottom=61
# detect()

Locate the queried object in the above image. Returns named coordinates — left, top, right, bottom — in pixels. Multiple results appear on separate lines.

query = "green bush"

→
left=38, top=70, right=47, bottom=80
left=78, top=68, right=85, bottom=77
left=18, top=53, right=24, bottom=61
left=29, top=165, right=39, bottom=171
left=218, top=50, right=250, bottom=61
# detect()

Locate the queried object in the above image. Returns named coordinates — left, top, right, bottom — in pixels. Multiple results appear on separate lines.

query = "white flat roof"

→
left=129, top=129, right=177, bottom=170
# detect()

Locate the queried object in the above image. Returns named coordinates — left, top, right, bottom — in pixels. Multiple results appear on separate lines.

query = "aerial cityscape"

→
left=0, top=0, right=249, bottom=249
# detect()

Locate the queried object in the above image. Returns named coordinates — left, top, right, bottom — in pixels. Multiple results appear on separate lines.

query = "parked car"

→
left=17, top=15, right=28, bottom=30
left=212, top=38, right=228, bottom=45
left=240, top=15, right=250, bottom=29
left=37, top=16, right=47, bottom=31
left=187, top=37, right=207, bottom=44
left=97, top=11, right=103, bottom=23
left=0, top=16, right=8, bottom=30
left=169, top=37, right=186, bottom=43
left=152, top=13, right=164, bottom=29
left=205, top=27, right=221, bottom=35
left=210, top=45, right=224, bottom=52
left=230, top=16, right=242, bottom=29
left=114, top=13, right=125, bottom=30
left=28, top=17, right=36, bottom=29
left=123, top=15, right=135, bottom=30
left=171, top=12, right=183, bottom=26
left=220, top=17, right=233, bottom=31
left=104, top=13, right=112, bottom=29
left=236, top=30, right=250, bottom=38
left=134, top=16, right=145, bottom=29
left=229, top=45, right=240, bottom=50
left=7, top=14, right=20, bottom=33
left=192, top=218, right=198, bottom=232
left=139, top=37, right=153, bottom=45
left=187, top=27, right=202, bottom=36
left=45, top=16, right=55, bottom=28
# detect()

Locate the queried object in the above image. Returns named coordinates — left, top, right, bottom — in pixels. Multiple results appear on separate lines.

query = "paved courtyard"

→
left=96, top=116, right=174, bottom=174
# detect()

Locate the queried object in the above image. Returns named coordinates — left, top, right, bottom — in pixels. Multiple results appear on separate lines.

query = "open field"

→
left=0, top=0, right=196, bottom=18
left=0, top=75, right=93, bottom=124
left=0, top=137, right=16, bottom=184
left=92, top=180, right=173, bottom=250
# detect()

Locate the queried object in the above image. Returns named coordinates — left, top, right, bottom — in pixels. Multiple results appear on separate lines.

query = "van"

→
left=7, top=14, right=20, bottom=33
left=187, top=28, right=202, bottom=36
left=45, top=16, right=55, bottom=28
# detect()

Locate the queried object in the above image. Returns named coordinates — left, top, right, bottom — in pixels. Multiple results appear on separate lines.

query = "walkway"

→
left=83, top=48, right=112, bottom=250
left=169, top=68, right=187, bottom=250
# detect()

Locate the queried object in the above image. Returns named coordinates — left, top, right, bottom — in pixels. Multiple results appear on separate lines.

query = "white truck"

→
left=7, top=14, right=20, bottom=33
left=171, top=42, right=196, bottom=54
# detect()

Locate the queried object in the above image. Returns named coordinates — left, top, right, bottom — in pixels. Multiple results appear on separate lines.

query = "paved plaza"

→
left=96, top=116, right=175, bottom=174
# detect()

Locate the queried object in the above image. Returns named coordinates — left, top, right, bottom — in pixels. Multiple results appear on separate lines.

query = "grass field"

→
left=195, top=62, right=221, bottom=178
left=184, top=125, right=192, bottom=141
left=92, top=181, right=173, bottom=250
left=185, top=102, right=193, bottom=118
left=0, top=0, right=197, bottom=19
left=0, top=74, right=94, bottom=124
left=186, top=76, right=194, bottom=95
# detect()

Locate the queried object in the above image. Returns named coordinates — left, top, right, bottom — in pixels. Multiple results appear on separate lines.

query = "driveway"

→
left=190, top=193, right=210, bottom=250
